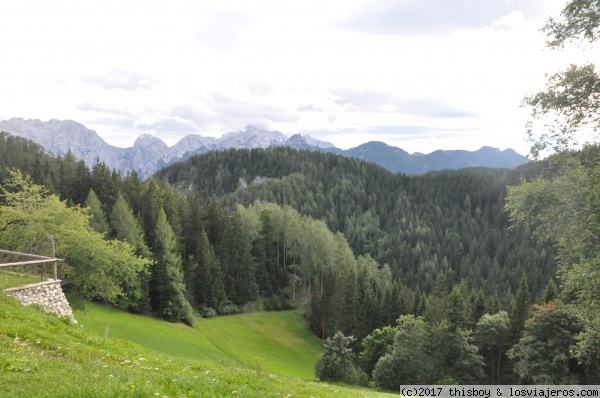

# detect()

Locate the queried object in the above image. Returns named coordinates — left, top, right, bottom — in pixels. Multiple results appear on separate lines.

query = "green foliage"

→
left=0, top=169, right=150, bottom=304
left=523, top=64, right=600, bottom=158
left=85, top=189, right=109, bottom=234
left=508, top=302, right=583, bottom=384
left=315, top=331, right=358, bottom=384
left=474, top=311, right=512, bottom=384
left=543, top=0, right=600, bottom=47
left=157, top=147, right=556, bottom=300
left=359, top=325, right=397, bottom=378
left=373, top=315, right=431, bottom=389
left=517, top=4, right=600, bottom=370
left=510, top=274, right=531, bottom=339
left=506, top=152, right=600, bottom=360
left=541, top=279, right=559, bottom=304
left=429, top=324, right=485, bottom=384
left=151, top=208, right=195, bottom=326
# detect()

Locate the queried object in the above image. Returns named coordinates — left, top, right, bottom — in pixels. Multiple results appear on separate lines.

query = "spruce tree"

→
left=85, top=189, right=109, bottom=235
left=110, top=195, right=152, bottom=312
left=510, top=274, right=531, bottom=339
left=541, top=279, right=558, bottom=304
left=151, top=208, right=195, bottom=325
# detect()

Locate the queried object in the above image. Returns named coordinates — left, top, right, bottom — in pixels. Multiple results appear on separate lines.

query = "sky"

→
left=0, top=0, right=594, bottom=155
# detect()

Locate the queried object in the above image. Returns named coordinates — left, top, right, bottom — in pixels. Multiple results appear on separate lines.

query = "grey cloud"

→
left=338, top=0, right=543, bottom=36
left=363, top=125, right=476, bottom=139
left=169, top=105, right=211, bottom=130
left=136, top=118, right=198, bottom=133
left=89, top=117, right=136, bottom=129
left=333, top=88, right=478, bottom=118
left=82, top=71, right=154, bottom=91
left=209, top=93, right=300, bottom=125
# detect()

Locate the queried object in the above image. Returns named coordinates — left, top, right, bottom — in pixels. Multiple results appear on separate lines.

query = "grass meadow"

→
left=0, top=285, right=396, bottom=397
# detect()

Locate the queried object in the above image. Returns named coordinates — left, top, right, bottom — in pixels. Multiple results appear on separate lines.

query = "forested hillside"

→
left=4, top=131, right=586, bottom=384
left=155, top=147, right=555, bottom=297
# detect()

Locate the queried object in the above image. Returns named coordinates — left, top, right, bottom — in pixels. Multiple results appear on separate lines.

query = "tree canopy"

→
left=0, top=169, right=150, bottom=303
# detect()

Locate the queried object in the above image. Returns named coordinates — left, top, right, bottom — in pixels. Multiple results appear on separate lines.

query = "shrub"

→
left=218, top=300, right=241, bottom=315
left=200, top=307, right=217, bottom=318
left=315, top=330, right=357, bottom=384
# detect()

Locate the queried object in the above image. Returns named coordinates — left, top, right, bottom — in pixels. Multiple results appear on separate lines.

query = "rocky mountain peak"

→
left=134, top=134, right=168, bottom=150
left=0, top=118, right=530, bottom=179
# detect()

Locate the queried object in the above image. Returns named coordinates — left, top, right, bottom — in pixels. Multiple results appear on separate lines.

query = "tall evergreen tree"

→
left=110, top=195, right=152, bottom=312
left=194, top=229, right=226, bottom=310
left=510, top=274, right=531, bottom=340
left=151, top=208, right=194, bottom=325
left=85, top=189, right=109, bottom=235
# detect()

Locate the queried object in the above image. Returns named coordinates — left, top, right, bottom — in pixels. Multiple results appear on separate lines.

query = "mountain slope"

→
left=76, top=303, right=323, bottom=380
left=155, top=146, right=555, bottom=297
left=0, top=295, right=394, bottom=397
left=0, top=118, right=529, bottom=178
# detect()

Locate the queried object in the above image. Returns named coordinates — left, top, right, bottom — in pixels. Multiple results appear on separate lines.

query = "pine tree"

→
left=151, top=208, right=194, bottom=325
left=446, top=285, right=468, bottom=331
left=110, top=195, right=152, bottom=312
left=510, top=274, right=531, bottom=340
left=541, top=279, right=558, bottom=304
left=194, top=229, right=226, bottom=310
left=85, top=189, right=110, bottom=235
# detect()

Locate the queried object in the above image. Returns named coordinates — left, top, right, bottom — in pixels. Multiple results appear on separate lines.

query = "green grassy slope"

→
left=0, top=270, right=42, bottom=290
left=0, top=295, right=395, bottom=397
left=76, top=304, right=323, bottom=380
left=195, top=311, right=324, bottom=380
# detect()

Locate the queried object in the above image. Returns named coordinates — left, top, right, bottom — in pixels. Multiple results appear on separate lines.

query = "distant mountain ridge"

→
left=0, top=118, right=528, bottom=178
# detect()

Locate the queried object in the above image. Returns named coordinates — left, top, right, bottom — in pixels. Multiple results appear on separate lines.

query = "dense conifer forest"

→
left=156, top=146, right=556, bottom=297
left=2, top=131, right=597, bottom=384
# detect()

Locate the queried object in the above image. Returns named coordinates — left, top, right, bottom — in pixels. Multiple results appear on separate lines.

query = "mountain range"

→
left=0, top=118, right=529, bottom=178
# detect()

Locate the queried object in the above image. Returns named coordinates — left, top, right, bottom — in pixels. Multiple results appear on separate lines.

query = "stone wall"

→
left=4, top=279, right=77, bottom=323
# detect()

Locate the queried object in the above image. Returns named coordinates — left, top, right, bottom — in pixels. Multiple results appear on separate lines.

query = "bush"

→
left=181, top=300, right=196, bottom=326
left=261, top=293, right=294, bottom=311
left=355, top=367, right=369, bottom=387
left=315, top=330, right=357, bottom=384
left=218, top=300, right=241, bottom=315
left=200, top=307, right=217, bottom=318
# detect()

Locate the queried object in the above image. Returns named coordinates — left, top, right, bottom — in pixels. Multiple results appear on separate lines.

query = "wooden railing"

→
left=0, top=247, right=64, bottom=281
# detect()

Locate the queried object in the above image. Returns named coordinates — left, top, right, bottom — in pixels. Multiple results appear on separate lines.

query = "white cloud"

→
left=0, top=0, right=582, bottom=154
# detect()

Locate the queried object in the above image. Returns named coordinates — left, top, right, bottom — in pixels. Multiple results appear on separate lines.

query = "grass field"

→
left=76, top=304, right=324, bottom=380
left=0, top=270, right=42, bottom=290
left=0, top=294, right=396, bottom=397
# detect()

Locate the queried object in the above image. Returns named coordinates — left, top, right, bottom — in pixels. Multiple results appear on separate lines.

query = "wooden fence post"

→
left=52, top=236, right=57, bottom=280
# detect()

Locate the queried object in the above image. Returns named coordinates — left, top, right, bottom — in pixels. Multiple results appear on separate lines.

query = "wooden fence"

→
left=0, top=243, right=64, bottom=281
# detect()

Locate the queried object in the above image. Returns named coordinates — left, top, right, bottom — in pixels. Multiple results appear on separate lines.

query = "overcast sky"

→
left=0, top=0, right=593, bottom=155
